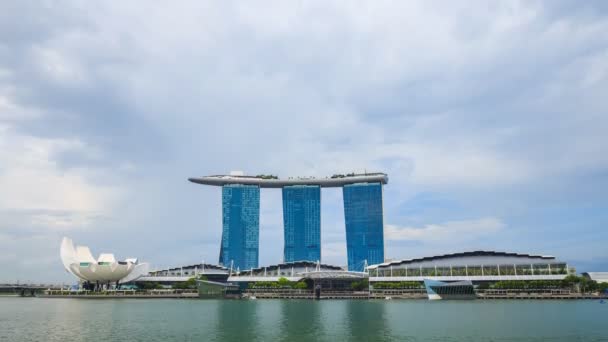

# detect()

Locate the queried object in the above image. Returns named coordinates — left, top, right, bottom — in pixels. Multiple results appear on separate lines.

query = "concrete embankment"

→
left=37, top=289, right=608, bottom=300
left=244, top=290, right=607, bottom=300
left=478, top=293, right=608, bottom=300
left=244, top=293, right=371, bottom=300
left=39, top=290, right=198, bottom=299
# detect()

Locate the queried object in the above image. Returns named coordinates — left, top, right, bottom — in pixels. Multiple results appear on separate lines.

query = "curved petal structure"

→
left=60, top=237, right=147, bottom=284
left=76, top=246, right=96, bottom=263
left=60, top=237, right=77, bottom=276
left=98, top=253, right=116, bottom=263
left=77, top=263, right=132, bottom=282
left=120, top=263, right=150, bottom=283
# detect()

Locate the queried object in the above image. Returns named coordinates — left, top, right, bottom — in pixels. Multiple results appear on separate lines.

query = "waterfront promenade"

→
left=36, top=287, right=608, bottom=300
left=40, top=289, right=198, bottom=299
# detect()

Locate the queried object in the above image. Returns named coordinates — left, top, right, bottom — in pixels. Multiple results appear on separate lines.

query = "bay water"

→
left=1, top=297, right=607, bottom=341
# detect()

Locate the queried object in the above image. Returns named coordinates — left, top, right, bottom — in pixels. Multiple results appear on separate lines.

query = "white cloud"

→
left=403, top=144, right=533, bottom=187
left=0, top=123, right=123, bottom=230
left=386, top=217, right=505, bottom=242
left=0, top=0, right=607, bottom=280
left=31, top=46, right=87, bottom=85
left=36, top=0, right=603, bottom=192
left=0, top=95, right=41, bottom=121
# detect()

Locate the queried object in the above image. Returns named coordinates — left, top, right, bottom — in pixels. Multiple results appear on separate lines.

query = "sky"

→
left=1, top=1, right=607, bottom=283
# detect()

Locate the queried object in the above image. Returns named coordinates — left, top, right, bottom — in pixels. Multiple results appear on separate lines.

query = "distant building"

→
left=138, top=263, right=230, bottom=286
left=228, top=261, right=366, bottom=291
left=189, top=172, right=388, bottom=271
left=60, top=237, right=149, bottom=287
left=282, top=185, right=321, bottom=263
left=343, top=183, right=385, bottom=271
left=367, top=251, right=571, bottom=283
left=138, top=261, right=367, bottom=291
left=221, top=184, right=260, bottom=271
left=582, top=272, right=608, bottom=283
left=423, top=279, right=475, bottom=300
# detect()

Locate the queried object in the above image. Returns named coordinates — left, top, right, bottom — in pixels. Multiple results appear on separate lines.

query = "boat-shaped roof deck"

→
left=188, top=173, right=388, bottom=188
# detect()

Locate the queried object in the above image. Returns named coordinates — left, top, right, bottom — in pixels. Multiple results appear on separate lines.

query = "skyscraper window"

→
left=221, top=184, right=260, bottom=270
left=343, top=182, right=385, bottom=271
left=282, top=185, right=321, bottom=262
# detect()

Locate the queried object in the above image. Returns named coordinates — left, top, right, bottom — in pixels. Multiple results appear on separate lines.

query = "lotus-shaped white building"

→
left=60, top=237, right=149, bottom=285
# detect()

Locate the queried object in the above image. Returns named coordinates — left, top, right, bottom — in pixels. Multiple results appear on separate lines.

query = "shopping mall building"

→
left=366, top=250, right=571, bottom=283
left=136, top=250, right=572, bottom=290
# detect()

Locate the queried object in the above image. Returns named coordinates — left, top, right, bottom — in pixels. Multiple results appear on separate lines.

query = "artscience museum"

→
left=60, top=237, right=149, bottom=289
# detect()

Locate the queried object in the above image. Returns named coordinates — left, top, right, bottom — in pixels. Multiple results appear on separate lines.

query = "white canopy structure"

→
left=60, top=237, right=149, bottom=284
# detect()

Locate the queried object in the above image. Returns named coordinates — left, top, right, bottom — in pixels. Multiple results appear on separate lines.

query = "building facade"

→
left=282, top=185, right=321, bottom=263
left=189, top=173, right=388, bottom=272
left=367, top=251, right=571, bottom=283
left=221, top=184, right=260, bottom=270
left=343, top=182, right=385, bottom=271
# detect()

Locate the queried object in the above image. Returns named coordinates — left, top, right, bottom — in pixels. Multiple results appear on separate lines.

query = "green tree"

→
left=579, top=277, right=598, bottom=293
left=277, top=277, right=290, bottom=287
left=294, top=281, right=308, bottom=290
left=372, top=281, right=422, bottom=289
left=138, top=282, right=163, bottom=290
left=561, top=275, right=581, bottom=291
left=173, top=277, right=197, bottom=289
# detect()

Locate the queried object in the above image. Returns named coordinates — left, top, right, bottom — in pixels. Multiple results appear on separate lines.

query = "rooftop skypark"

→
left=188, top=172, right=388, bottom=188
left=189, top=171, right=388, bottom=272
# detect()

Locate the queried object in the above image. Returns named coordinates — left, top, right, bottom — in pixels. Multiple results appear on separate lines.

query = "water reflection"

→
left=277, top=300, right=322, bottom=341
left=344, top=301, right=393, bottom=341
left=215, top=300, right=259, bottom=340
left=2, top=298, right=608, bottom=341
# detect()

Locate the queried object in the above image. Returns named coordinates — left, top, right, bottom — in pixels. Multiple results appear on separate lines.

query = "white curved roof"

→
left=368, top=251, right=559, bottom=269
left=60, top=237, right=148, bottom=283
left=582, top=272, right=608, bottom=283
left=120, top=263, right=150, bottom=283
left=300, top=270, right=368, bottom=279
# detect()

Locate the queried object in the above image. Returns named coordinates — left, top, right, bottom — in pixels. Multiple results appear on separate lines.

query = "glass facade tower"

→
left=220, top=184, right=260, bottom=271
left=343, top=182, right=385, bottom=271
left=282, top=185, right=321, bottom=262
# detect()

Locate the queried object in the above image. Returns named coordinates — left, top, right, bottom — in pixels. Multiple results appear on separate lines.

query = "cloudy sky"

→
left=1, top=1, right=607, bottom=283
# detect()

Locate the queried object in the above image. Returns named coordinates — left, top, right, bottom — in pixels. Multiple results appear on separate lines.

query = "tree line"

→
left=249, top=277, right=309, bottom=289
left=490, top=275, right=608, bottom=292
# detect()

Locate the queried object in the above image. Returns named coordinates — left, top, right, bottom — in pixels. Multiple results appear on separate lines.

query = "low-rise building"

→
left=368, top=251, right=572, bottom=284
left=60, top=237, right=149, bottom=289
left=582, top=272, right=608, bottom=283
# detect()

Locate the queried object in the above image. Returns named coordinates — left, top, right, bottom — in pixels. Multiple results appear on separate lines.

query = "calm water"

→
left=1, top=297, right=607, bottom=341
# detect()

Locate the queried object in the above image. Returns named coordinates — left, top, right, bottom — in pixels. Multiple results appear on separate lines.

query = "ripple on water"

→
left=0, top=298, right=607, bottom=342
